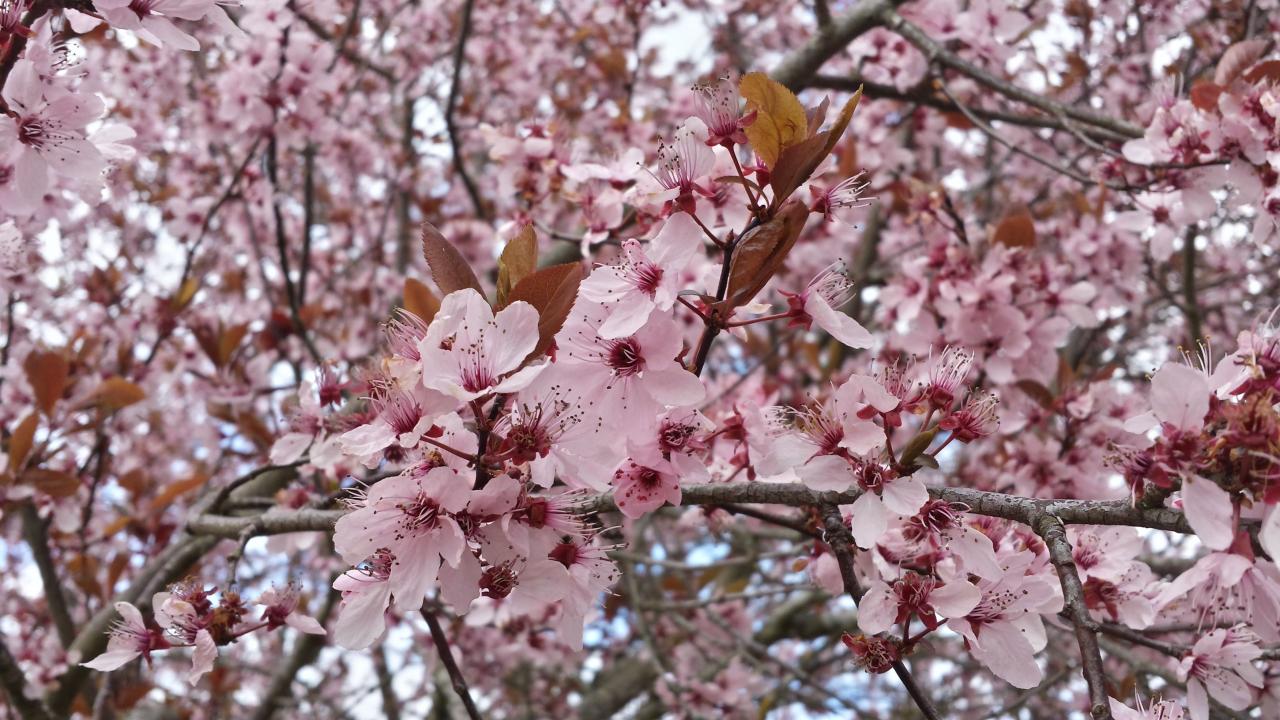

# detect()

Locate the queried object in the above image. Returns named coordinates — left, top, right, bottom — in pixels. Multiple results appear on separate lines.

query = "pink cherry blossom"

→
left=333, top=467, right=471, bottom=610
left=579, top=212, right=703, bottom=338
left=691, top=75, right=752, bottom=147
left=1178, top=626, right=1264, bottom=720
left=95, top=0, right=217, bottom=51
left=782, top=261, right=873, bottom=349
left=555, top=307, right=705, bottom=421
left=947, top=550, right=1062, bottom=689
left=612, top=448, right=684, bottom=518
left=1109, top=697, right=1186, bottom=720
left=0, top=60, right=104, bottom=207
left=419, top=288, right=545, bottom=401
left=80, top=602, right=166, bottom=671
left=858, top=572, right=980, bottom=634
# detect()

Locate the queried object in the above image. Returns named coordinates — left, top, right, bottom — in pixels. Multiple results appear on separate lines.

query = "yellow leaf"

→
left=497, top=224, right=538, bottom=306
left=739, top=72, right=809, bottom=168
left=171, top=277, right=200, bottom=311
left=87, top=377, right=146, bottom=412
left=403, top=278, right=441, bottom=324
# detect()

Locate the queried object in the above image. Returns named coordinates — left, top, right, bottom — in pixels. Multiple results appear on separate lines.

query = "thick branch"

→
left=771, top=0, right=906, bottom=91
left=811, top=74, right=1117, bottom=138
left=0, top=637, right=53, bottom=720
left=184, top=481, right=1197, bottom=540
left=20, top=502, right=76, bottom=648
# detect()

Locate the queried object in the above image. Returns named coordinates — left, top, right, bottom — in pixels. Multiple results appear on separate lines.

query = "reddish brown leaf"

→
left=818, top=85, right=863, bottom=161
left=23, top=468, right=81, bottom=498
left=24, top=351, right=69, bottom=417
left=1188, top=81, right=1224, bottom=112
left=421, top=223, right=484, bottom=298
left=403, top=277, right=441, bottom=324
left=148, top=472, right=210, bottom=514
left=991, top=208, right=1037, bottom=248
left=1215, top=40, right=1269, bottom=85
left=497, top=224, right=538, bottom=306
left=84, top=377, right=146, bottom=412
left=1015, top=380, right=1056, bottom=409
left=720, top=199, right=810, bottom=310
left=5, top=413, right=38, bottom=479
left=506, top=262, right=584, bottom=360
left=117, top=468, right=149, bottom=495
left=769, top=131, right=831, bottom=206
left=217, top=324, right=250, bottom=368
left=1243, top=60, right=1280, bottom=86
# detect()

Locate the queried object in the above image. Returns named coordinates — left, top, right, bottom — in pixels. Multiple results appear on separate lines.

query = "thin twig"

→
left=418, top=606, right=484, bottom=720
left=820, top=504, right=942, bottom=719
left=445, top=0, right=487, bottom=220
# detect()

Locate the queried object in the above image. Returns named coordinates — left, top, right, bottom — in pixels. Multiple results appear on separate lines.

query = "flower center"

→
left=17, top=117, right=47, bottom=148
left=605, top=338, right=644, bottom=376
left=397, top=493, right=442, bottom=535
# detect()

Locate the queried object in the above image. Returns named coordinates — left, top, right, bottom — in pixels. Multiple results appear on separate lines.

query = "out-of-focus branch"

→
left=266, top=133, right=324, bottom=367
left=445, top=0, right=488, bottom=220
left=772, top=0, right=907, bottom=91
left=880, top=10, right=1143, bottom=140
left=249, top=587, right=339, bottom=720
left=821, top=504, right=942, bottom=719
left=811, top=74, right=1119, bottom=138
left=290, top=4, right=395, bottom=80
left=1181, top=225, right=1203, bottom=344
left=1034, top=513, right=1112, bottom=720
left=374, top=644, right=403, bottom=720
left=0, top=636, right=53, bottom=720
left=20, top=503, right=76, bottom=648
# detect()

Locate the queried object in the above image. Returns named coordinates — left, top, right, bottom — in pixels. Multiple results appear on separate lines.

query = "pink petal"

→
left=806, top=293, right=873, bottom=348
left=1181, top=476, right=1235, bottom=551
left=188, top=630, right=217, bottom=686
left=847, top=494, right=888, bottom=549
left=1150, top=363, right=1209, bottom=431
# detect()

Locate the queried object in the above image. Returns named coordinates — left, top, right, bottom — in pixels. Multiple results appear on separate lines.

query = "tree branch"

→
left=419, top=606, right=484, bottom=720
left=820, top=504, right=942, bottom=719
left=0, top=636, right=53, bottom=720
left=880, top=10, right=1143, bottom=140
left=771, top=0, right=907, bottom=91
left=445, top=0, right=488, bottom=220
left=184, top=479, right=1199, bottom=540
left=1034, top=513, right=1112, bottom=720
left=20, top=502, right=77, bottom=649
